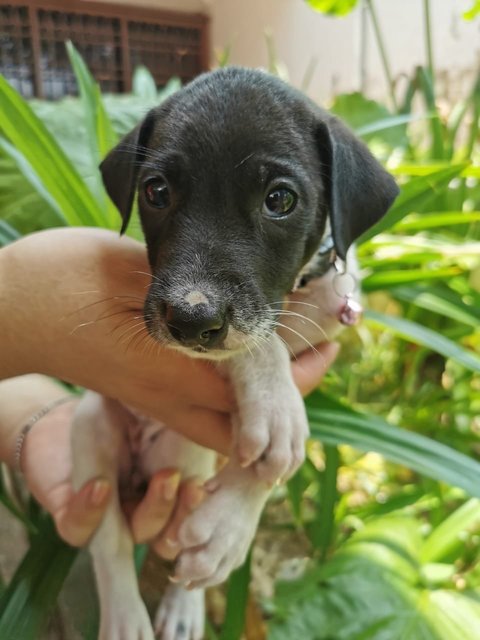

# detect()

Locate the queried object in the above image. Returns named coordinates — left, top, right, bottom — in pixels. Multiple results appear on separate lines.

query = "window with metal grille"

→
left=0, top=0, right=208, bottom=99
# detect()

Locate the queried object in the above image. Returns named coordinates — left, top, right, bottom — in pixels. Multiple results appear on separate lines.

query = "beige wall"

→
left=89, top=0, right=480, bottom=104
left=207, top=0, right=479, bottom=105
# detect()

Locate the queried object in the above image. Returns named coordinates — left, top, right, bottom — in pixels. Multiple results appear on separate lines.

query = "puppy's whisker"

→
left=269, top=300, right=321, bottom=311
left=272, top=322, right=321, bottom=356
left=68, top=295, right=145, bottom=318
left=270, top=310, right=328, bottom=340
left=275, top=332, right=298, bottom=361
left=117, top=321, right=150, bottom=344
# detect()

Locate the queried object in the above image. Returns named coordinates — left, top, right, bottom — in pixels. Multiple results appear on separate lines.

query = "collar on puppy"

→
left=292, top=233, right=336, bottom=291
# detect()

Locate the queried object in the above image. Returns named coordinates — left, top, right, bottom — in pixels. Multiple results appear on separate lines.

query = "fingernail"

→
left=90, top=479, right=110, bottom=507
left=163, top=472, right=181, bottom=501
left=168, top=574, right=181, bottom=584
left=166, top=537, right=179, bottom=548
left=187, top=486, right=205, bottom=509
left=204, top=477, right=219, bottom=492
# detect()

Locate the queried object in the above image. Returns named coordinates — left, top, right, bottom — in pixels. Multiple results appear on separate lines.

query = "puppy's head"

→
left=101, top=67, right=398, bottom=358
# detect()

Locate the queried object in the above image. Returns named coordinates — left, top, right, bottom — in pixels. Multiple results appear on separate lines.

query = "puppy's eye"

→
left=145, top=179, right=170, bottom=209
left=264, top=187, right=297, bottom=218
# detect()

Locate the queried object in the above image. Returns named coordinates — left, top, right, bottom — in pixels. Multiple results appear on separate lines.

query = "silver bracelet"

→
left=14, top=396, right=75, bottom=473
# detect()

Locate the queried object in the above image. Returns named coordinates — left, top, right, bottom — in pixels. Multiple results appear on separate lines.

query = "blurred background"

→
left=0, top=1, right=480, bottom=639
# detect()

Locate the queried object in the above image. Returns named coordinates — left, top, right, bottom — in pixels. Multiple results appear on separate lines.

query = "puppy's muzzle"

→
left=165, top=303, right=228, bottom=349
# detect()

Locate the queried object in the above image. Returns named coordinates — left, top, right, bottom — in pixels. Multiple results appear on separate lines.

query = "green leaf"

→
left=463, top=0, right=480, bottom=20
left=307, top=445, right=339, bottom=557
left=392, top=286, right=480, bottom=328
left=271, top=514, right=480, bottom=640
left=330, top=92, right=407, bottom=147
left=305, top=0, right=359, bottom=17
left=306, top=391, right=480, bottom=498
left=357, top=164, right=469, bottom=245
left=0, top=517, right=77, bottom=640
left=132, top=66, right=158, bottom=99
left=364, top=310, right=480, bottom=373
left=0, top=219, right=21, bottom=247
left=65, top=41, right=118, bottom=227
left=420, top=499, right=480, bottom=564
left=393, top=211, right=480, bottom=231
left=220, top=550, right=251, bottom=640
left=362, top=267, right=462, bottom=290
left=0, top=73, right=106, bottom=227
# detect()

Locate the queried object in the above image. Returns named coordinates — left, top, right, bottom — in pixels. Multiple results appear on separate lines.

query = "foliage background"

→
left=0, top=1, right=480, bottom=638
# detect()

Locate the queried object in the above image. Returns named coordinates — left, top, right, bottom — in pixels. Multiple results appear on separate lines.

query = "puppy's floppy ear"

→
left=316, top=115, right=399, bottom=259
left=100, top=111, right=155, bottom=234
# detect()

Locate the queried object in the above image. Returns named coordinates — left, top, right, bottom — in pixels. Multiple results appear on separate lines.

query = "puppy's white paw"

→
left=155, top=585, right=204, bottom=640
left=173, top=464, right=267, bottom=589
left=235, top=384, right=308, bottom=484
left=99, top=597, right=154, bottom=640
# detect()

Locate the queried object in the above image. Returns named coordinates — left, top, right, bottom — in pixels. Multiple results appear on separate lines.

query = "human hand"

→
left=21, top=396, right=203, bottom=549
left=0, top=228, right=338, bottom=456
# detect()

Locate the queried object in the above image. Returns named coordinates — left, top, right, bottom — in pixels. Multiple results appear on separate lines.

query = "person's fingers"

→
left=152, top=479, right=206, bottom=560
left=54, top=477, right=111, bottom=547
left=291, top=342, right=340, bottom=397
left=130, top=469, right=181, bottom=543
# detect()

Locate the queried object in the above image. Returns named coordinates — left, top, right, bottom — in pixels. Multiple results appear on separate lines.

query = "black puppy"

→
left=72, top=67, right=398, bottom=640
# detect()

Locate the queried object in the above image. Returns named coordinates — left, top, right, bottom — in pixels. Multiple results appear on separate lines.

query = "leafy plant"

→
left=0, top=22, right=479, bottom=640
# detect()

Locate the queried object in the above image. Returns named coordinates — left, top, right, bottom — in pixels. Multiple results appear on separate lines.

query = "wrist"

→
left=0, top=374, right=76, bottom=467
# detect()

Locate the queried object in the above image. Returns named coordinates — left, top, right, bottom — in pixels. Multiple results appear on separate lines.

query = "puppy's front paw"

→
left=172, top=464, right=267, bottom=589
left=235, top=385, right=308, bottom=484
left=155, top=585, right=204, bottom=640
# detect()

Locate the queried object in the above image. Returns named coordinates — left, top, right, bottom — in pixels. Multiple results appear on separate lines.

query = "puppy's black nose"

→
left=165, top=304, right=228, bottom=348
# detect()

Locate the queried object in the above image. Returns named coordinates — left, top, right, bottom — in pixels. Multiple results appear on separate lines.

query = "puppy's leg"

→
left=228, top=332, right=309, bottom=484
left=173, top=333, right=307, bottom=587
left=140, top=424, right=215, bottom=640
left=72, top=392, right=155, bottom=640
left=174, top=458, right=270, bottom=589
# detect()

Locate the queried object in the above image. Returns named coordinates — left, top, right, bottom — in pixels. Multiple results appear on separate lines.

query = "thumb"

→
left=54, top=478, right=111, bottom=547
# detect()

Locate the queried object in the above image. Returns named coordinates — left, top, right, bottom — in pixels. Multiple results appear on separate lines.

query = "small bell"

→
left=339, top=296, right=363, bottom=326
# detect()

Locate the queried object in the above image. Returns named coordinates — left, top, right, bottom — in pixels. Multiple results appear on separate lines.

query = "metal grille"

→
left=38, top=10, right=122, bottom=98
left=0, top=1, right=208, bottom=99
left=128, top=21, right=202, bottom=86
left=0, top=4, right=34, bottom=97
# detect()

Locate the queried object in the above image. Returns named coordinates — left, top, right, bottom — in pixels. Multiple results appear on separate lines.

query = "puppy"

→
left=72, top=67, right=398, bottom=640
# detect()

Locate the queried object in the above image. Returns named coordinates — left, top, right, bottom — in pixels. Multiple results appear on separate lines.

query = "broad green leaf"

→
left=362, top=267, right=462, bottom=290
left=364, top=310, right=480, bottom=373
left=307, top=445, right=339, bottom=556
left=132, top=65, right=157, bottom=99
left=415, top=66, right=445, bottom=160
left=393, top=211, right=480, bottom=231
left=355, top=113, right=432, bottom=138
left=66, top=41, right=118, bottom=227
left=0, top=74, right=106, bottom=227
left=305, top=392, right=480, bottom=497
left=0, top=138, right=68, bottom=226
left=392, top=286, right=480, bottom=328
left=270, top=517, right=432, bottom=640
left=391, top=164, right=480, bottom=178
left=271, top=514, right=480, bottom=640
left=420, top=499, right=480, bottom=564
left=0, top=517, right=77, bottom=640
left=463, top=0, right=480, bottom=20
left=357, top=164, right=470, bottom=245
left=305, top=0, right=359, bottom=17
left=330, top=92, right=406, bottom=147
